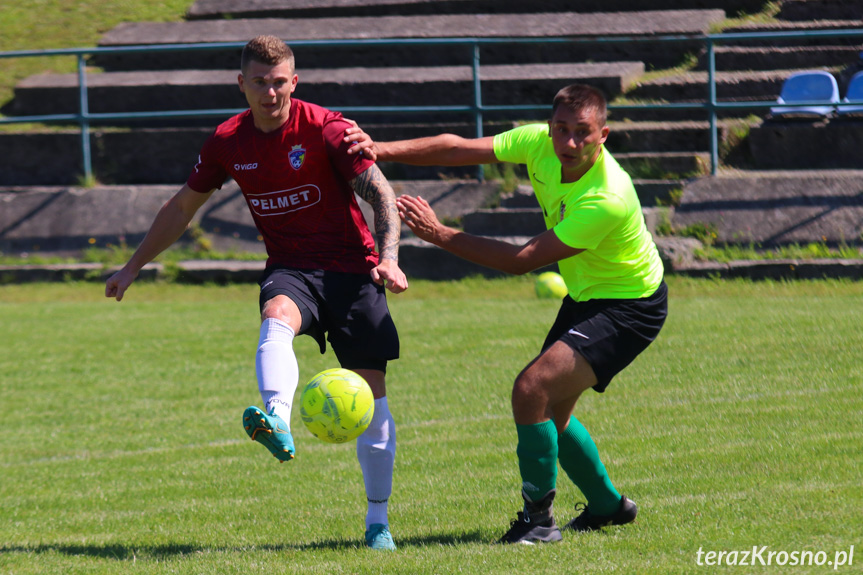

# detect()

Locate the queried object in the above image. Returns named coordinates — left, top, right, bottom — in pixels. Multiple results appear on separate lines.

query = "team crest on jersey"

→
left=288, top=145, right=306, bottom=170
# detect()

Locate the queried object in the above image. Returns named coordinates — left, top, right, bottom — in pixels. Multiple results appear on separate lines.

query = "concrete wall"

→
left=0, top=180, right=501, bottom=256
left=673, top=171, right=863, bottom=246
left=749, top=119, right=863, bottom=169
left=0, top=130, right=213, bottom=186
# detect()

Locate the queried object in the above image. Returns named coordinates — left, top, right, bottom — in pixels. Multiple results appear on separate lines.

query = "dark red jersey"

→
left=187, top=99, right=378, bottom=273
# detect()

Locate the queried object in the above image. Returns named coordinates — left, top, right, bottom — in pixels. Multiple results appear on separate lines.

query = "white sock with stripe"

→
left=357, top=396, right=396, bottom=528
left=255, top=318, right=299, bottom=426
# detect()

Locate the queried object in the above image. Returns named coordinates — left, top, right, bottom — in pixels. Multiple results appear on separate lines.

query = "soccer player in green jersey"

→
left=347, top=84, right=667, bottom=544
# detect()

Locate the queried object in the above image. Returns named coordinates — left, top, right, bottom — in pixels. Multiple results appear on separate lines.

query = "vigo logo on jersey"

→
left=247, top=185, right=321, bottom=216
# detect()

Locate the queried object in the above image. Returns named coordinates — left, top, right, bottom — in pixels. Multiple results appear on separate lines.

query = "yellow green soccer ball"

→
left=300, top=368, right=375, bottom=443
left=535, top=271, right=568, bottom=299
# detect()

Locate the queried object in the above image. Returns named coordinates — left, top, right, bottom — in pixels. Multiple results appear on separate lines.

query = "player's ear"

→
left=238, top=73, right=245, bottom=92
left=289, top=74, right=298, bottom=94
left=599, top=125, right=610, bottom=144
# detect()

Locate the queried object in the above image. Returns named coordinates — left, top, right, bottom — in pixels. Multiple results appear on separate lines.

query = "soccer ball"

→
left=299, top=368, right=375, bottom=443
left=535, top=271, right=568, bottom=299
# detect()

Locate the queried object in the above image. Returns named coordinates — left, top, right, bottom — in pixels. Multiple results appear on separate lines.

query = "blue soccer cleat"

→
left=242, top=406, right=295, bottom=462
left=364, top=523, right=396, bottom=551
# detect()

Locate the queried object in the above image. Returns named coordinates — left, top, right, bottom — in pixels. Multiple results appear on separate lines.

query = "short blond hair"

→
left=241, top=35, right=294, bottom=72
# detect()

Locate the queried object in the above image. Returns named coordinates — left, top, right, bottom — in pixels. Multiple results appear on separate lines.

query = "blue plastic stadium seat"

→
left=837, top=70, right=863, bottom=116
left=770, top=70, right=839, bottom=118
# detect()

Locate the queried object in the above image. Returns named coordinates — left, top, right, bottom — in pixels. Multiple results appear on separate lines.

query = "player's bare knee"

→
left=261, top=295, right=301, bottom=327
left=511, top=373, right=547, bottom=419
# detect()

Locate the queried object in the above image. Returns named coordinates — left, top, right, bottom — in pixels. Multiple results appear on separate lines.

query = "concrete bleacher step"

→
left=461, top=198, right=669, bottom=238
left=615, top=65, right=863, bottom=122
left=463, top=169, right=863, bottom=255
left=778, top=0, right=863, bottom=22
left=704, top=45, right=861, bottom=71
left=2, top=124, right=525, bottom=186
left=0, top=179, right=502, bottom=256
left=0, top=129, right=215, bottom=186
left=496, top=177, right=684, bottom=213
left=748, top=119, right=863, bottom=170
left=500, top=186, right=540, bottom=208
left=367, top=120, right=730, bottom=154
left=632, top=179, right=687, bottom=206
left=381, top=150, right=708, bottom=183
left=606, top=120, right=738, bottom=154
left=721, top=20, right=863, bottom=47
left=609, top=103, right=752, bottom=123
left=673, top=170, right=863, bottom=246
left=614, top=151, right=709, bottom=178
left=186, top=0, right=764, bottom=20
left=92, top=10, right=723, bottom=70
left=0, top=117, right=723, bottom=186
left=496, top=184, right=666, bottom=215
left=463, top=208, right=546, bottom=237
left=7, top=62, right=644, bottom=119
left=626, top=69, right=825, bottom=104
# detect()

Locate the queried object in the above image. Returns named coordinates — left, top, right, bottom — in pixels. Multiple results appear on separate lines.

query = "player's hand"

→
left=371, top=258, right=408, bottom=294
left=343, top=118, right=379, bottom=161
left=105, top=267, right=138, bottom=301
left=397, top=194, right=442, bottom=244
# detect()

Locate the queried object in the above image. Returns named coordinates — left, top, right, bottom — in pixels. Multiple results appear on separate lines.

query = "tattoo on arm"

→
left=350, top=164, right=399, bottom=262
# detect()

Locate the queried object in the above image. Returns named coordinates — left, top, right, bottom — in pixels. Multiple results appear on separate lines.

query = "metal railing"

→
left=2, top=28, right=863, bottom=181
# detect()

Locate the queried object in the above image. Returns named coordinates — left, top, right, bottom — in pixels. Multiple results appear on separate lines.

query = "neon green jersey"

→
left=494, top=123, right=664, bottom=301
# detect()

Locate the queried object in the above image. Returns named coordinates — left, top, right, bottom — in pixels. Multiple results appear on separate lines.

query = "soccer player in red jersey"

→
left=105, top=36, right=407, bottom=551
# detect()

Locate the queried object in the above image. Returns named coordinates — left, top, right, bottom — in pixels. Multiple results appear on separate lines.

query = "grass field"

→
left=1, top=277, right=861, bottom=574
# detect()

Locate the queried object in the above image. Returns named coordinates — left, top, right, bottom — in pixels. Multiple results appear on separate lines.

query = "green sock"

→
left=558, top=415, right=621, bottom=516
left=515, top=420, right=558, bottom=501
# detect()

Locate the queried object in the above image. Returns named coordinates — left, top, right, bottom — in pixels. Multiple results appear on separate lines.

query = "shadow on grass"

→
left=1, top=530, right=489, bottom=558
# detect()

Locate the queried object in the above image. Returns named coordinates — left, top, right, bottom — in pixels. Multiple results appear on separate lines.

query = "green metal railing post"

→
left=471, top=41, right=484, bottom=182
left=77, top=54, right=93, bottom=183
left=707, top=38, right=718, bottom=175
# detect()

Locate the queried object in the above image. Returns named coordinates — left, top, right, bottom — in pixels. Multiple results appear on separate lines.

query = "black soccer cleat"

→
left=496, top=489, right=563, bottom=545
left=564, top=495, right=638, bottom=532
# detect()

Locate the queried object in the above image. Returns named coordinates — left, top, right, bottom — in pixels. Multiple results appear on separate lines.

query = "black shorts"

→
left=259, top=266, right=399, bottom=372
left=541, top=281, right=668, bottom=393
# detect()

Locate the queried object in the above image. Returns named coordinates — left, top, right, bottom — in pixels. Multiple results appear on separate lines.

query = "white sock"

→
left=357, top=396, right=396, bottom=529
left=255, top=318, right=299, bottom=426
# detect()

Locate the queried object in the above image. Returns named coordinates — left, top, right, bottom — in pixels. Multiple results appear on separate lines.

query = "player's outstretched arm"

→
left=350, top=165, right=409, bottom=294
left=345, top=122, right=497, bottom=167
left=105, top=184, right=214, bottom=301
left=397, top=194, right=583, bottom=276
